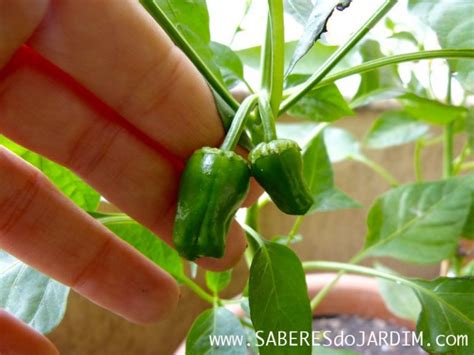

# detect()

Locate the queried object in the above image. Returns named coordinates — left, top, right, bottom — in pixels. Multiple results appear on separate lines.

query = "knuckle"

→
left=65, top=120, right=121, bottom=178
left=68, top=238, right=112, bottom=289
left=0, top=164, right=43, bottom=235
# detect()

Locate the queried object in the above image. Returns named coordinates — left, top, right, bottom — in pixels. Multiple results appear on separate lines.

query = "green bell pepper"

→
left=249, top=139, right=313, bottom=215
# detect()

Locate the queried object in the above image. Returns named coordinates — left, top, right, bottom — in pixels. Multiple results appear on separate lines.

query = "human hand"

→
left=0, top=0, right=250, bottom=353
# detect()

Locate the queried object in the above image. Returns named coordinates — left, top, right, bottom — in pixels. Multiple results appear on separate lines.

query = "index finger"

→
left=0, top=148, right=179, bottom=324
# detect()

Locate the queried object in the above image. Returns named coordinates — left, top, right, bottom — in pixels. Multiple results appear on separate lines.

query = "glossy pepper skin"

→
left=249, top=139, right=313, bottom=215
left=173, top=147, right=250, bottom=260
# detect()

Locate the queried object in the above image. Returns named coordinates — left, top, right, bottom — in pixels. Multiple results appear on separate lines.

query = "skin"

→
left=0, top=0, right=258, bottom=353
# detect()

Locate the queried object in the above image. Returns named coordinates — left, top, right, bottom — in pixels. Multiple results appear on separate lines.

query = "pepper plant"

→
left=1, top=0, right=473, bottom=354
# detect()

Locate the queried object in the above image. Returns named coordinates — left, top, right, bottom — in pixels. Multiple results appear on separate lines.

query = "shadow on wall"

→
left=47, top=108, right=442, bottom=355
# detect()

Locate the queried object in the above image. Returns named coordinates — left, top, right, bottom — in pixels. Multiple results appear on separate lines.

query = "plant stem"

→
left=354, top=155, right=400, bottom=186
left=96, top=214, right=134, bottom=225
left=414, top=139, right=424, bottom=182
left=229, top=0, right=252, bottom=46
left=305, top=260, right=454, bottom=307
left=221, top=94, right=258, bottom=151
left=287, top=216, right=304, bottom=246
left=240, top=318, right=254, bottom=329
left=260, top=18, right=272, bottom=95
left=259, top=93, right=278, bottom=142
left=240, top=222, right=265, bottom=250
left=244, top=204, right=262, bottom=266
left=257, top=193, right=271, bottom=209
left=453, top=143, right=471, bottom=174
left=281, top=49, right=474, bottom=99
left=443, top=71, right=454, bottom=179
left=308, top=252, right=366, bottom=310
left=180, top=276, right=215, bottom=304
left=267, top=0, right=285, bottom=115
left=424, top=135, right=444, bottom=147
left=303, top=260, right=408, bottom=285
left=279, top=0, right=398, bottom=114
left=140, top=0, right=239, bottom=111
left=259, top=0, right=284, bottom=141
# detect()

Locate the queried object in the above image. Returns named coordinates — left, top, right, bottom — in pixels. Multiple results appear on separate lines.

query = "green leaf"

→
left=249, top=242, right=312, bottom=355
left=311, top=188, right=361, bottom=212
left=323, top=127, right=361, bottom=162
left=286, top=0, right=352, bottom=75
left=399, top=93, right=468, bottom=125
left=408, top=0, right=474, bottom=93
left=353, top=39, right=401, bottom=100
left=210, top=42, right=245, bottom=90
left=0, top=252, right=70, bottom=334
left=303, top=128, right=360, bottom=213
left=454, top=173, right=474, bottom=239
left=157, top=0, right=210, bottom=44
left=287, top=80, right=354, bottom=123
left=364, top=111, right=430, bottom=149
left=209, top=87, right=253, bottom=151
left=186, top=307, right=247, bottom=355
left=350, top=88, right=405, bottom=109
left=412, top=277, right=474, bottom=355
left=375, top=264, right=421, bottom=322
left=0, top=137, right=100, bottom=211
left=364, top=180, right=471, bottom=264
left=106, top=222, right=184, bottom=280
left=205, top=270, right=232, bottom=294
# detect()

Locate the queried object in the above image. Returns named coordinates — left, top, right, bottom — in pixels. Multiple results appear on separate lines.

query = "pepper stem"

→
left=220, top=94, right=259, bottom=151
left=259, top=93, right=278, bottom=142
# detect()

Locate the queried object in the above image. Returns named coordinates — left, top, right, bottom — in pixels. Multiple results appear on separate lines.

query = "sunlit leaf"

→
left=303, top=129, right=360, bottom=213
left=375, top=264, right=421, bottom=322
left=0, top=136, right=100, bottom=211
left=364, top=111, right=430, bottom=149
left=409, top=0, right=474, bottom=93
left=286, top=0, right=352, bottom=75
left=364, top=180, right=471, bottom=264
left=186, top=307, right=247, bottom=354
left=0, top=252, right=69, bottom=334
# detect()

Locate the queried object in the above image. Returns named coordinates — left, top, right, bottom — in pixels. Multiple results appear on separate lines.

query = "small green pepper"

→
left=173, top=147, right=250, bottom=260
left=249, top=139, right=313, bottom=215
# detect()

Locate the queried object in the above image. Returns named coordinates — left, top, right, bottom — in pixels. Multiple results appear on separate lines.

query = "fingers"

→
left=0, top=0, right=49, bottom=68
left=0, top=309, right=59, bottom=355
left=0, top=148, right=179, bottom=324
left=28, top=0, right=224, bottom=158
left=0, top=0, right=247, bottom=270
left=0, top=59, right=245, bottom=270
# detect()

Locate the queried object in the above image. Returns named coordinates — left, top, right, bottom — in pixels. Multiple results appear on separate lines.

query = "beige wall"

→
left=48, top=108, right=447, bottom=354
